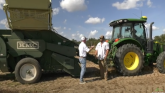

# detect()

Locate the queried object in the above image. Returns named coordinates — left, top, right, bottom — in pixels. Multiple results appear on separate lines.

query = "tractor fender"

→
left=113, top=38, right=143, bottom=49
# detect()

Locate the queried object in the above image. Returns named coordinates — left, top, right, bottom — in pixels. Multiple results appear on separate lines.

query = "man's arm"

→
left=104, top=49, right=109, bottom=60
left=104, top=42, right=110, bottom=60
left=95, top=50, right=98, bottom=57
left=94, top=43, right=99, bottom=57
left=87, top=46, right=94, bottom=53
left=84, top=44, right=94, bottom=53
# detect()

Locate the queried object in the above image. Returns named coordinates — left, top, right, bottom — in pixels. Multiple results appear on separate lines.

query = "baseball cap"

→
left=100, top=35, right=105, bottom=39
left=81, top=36, right=86, bottom=40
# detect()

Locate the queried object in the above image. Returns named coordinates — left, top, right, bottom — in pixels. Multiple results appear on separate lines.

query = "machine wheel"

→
left=115, top=44, right=144, bottom=76
left=156, top=51, right=165, bottom=73
left=15, top=58, right=42, bottom=84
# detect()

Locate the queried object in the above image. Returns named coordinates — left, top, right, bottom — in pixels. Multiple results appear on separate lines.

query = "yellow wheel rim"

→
left=124, top=52, right=139, bottom=70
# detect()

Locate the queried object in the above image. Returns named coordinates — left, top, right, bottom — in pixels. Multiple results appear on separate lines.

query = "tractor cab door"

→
left=133, top=23, right=147, bottom=49
left=121, top=23, right=133, bottom=38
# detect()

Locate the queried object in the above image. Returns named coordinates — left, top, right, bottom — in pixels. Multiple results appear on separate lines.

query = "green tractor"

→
left=108, top=16, right=165, bottom=76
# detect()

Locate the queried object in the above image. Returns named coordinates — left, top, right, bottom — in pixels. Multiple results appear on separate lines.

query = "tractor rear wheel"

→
left=115, top=44, right=144, bottom=76
left=156, top=51, right=165, bottom=73
left=15, top=57, right=42, bottom=84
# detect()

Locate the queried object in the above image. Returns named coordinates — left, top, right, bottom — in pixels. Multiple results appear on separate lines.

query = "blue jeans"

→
left=79, top=57, right=86, bottom=82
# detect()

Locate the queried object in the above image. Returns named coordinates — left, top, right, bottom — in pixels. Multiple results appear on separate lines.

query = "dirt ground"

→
left=0, top=61, right=165, bottom=93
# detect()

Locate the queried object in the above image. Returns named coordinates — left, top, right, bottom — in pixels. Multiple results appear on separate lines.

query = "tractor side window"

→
left=121, top=23, right=132, bottom=38
left=113, top=26, right=120, bottom=39
left=134, top=23, right=144, bottom=39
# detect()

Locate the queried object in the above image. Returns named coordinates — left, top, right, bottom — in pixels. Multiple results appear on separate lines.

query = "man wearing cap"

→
left=95, top=35, right=109, bottom=81
left=78, top=36, right=94, bottom=84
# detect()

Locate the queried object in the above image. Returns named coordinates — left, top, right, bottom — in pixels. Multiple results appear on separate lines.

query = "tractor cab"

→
left=109, top=16, right=148, bottom=49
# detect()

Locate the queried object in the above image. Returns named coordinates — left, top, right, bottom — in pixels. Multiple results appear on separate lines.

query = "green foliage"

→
left=154, top=34, right=165, bottom=43
left=71, top=39, right=80, bottom=44
left=85, top=38, right=100, bottom=46
left=71, top=38, right=110, bottom=46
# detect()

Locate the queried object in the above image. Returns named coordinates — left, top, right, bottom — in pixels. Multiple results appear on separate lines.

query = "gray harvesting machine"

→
left=0, top=0, right=96, bottom=84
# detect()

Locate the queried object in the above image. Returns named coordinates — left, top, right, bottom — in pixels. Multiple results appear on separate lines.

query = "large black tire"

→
left=114, top=44, right=144, bottom=76
left=15, top=58, right=42, bottom=84
left=156, top=51, right=165, bottom=73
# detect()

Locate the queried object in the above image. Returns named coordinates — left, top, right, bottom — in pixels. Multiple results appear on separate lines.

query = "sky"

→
left=0, top=0, right=165, bottom=41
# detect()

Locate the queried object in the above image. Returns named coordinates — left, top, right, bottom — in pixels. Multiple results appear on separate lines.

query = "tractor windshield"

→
left=111, top=22, right=146, bottom=41
left=112, top=23, right=132, bottom=40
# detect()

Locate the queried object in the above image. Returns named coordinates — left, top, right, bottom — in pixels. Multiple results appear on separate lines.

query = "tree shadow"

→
left=0, top=89, right=18, bottom=93
left=40, top=67, right=100, bottom=81
left=40, top=71, right=71, bottom=82
left=84, top=65, right=156, bottom=82
left=0, top=65, right=156, bottom=84
left=0, top=67, right=100, bottom=84
left=0, top=73, right=15, bottom=81
left=139, top=65, right=154, bottom=75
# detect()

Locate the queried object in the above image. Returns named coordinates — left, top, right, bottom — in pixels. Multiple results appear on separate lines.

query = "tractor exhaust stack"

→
left=147, top=22, right=154, bottom=54
left=149, top=22, right=154, bottom=40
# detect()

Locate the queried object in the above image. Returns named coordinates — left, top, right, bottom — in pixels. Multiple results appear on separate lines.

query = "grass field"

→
left=0, top=47, right=165, bottom=93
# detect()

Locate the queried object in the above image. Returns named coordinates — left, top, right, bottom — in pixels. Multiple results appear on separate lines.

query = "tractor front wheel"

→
left=115, top=44, right=144, bottom=76
left=156, top=51, right=165, bottom=73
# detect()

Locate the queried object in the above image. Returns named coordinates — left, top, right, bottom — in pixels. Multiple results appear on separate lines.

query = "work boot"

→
left=79, top=81, right=86, bottom=84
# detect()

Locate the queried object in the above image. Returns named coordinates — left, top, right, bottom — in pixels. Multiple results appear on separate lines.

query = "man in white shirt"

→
left=78, top=36, right=94, bottom=84
left=95, top=35, right=109, bottom=81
